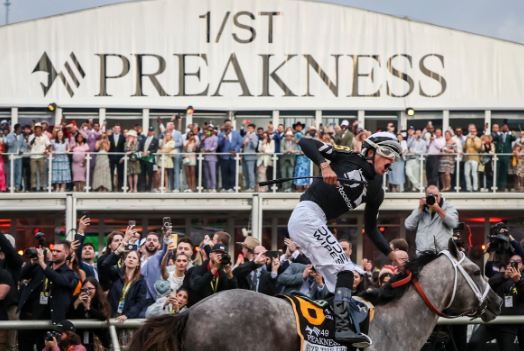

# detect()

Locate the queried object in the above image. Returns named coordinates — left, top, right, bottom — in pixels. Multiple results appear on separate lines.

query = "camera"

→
left=487, top=222, right=513, bottom=255
left=125, top=244, right=138, bottom=251
left=45, top=331, right=61, bottom=342
left=163, top=217, right=171, bottom=229
left=24, top=232, right=47, bottom=259
left=220, top=253, right=232, bottom=266
left=426, top=193, right=436, bottom=206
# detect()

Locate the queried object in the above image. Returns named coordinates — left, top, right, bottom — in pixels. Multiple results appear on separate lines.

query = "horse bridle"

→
left=391, top=250, right=491, bottom=319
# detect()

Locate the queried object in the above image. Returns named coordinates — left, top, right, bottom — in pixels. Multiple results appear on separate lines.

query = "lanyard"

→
left=43, top=278, right=49, bottom=296
left=210, top=277, right=219, bottom=293
left=121, top=282, right=132, bottom=301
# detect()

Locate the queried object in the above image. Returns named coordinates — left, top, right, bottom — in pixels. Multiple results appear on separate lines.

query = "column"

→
left=186, top=110, right=193, bottom=127
left=315, top=110, right=322, bottom=128
left=443, top=110, right=449, bottom=132
left=99, top=108, right=106, bottom=128
left=229, top=111, right=236, bottom=129
left=65, top=194, right=74, bottom=240
left=358, top=110, right=365, bottom=129
left=272, top=110, right=280, bottom=128
left=142, top=108, right=150, bottom=133
left=485, top=110, right=491, bottom=131
left=10, top=107, right=18, bottom=125
left=399, top=111, right=407, bottom=131
left=251, top=194, right=260, bottom=242
left=54, top=107, right=63, bottom=127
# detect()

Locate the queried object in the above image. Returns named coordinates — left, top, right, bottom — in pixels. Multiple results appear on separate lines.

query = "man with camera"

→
left=18, top=240, right=79, bottom=351
left=190, top=244, right=237, bottom=305
left=405, top=185, right=459, bottom=255
left=43, top=320, right=86, bottom=351
left=467, top=253, right=524, bottom=350
left=233, top=246, right=280, bottom=296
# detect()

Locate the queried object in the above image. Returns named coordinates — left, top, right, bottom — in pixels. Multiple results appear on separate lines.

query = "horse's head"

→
left=437, top=238, right=502, bottom=322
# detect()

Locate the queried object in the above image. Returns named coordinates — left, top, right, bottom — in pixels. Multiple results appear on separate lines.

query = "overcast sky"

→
left=2, top=0, right=524, bottom=44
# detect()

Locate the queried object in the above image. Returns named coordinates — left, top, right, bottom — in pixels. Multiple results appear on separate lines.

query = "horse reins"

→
left=391, top=250, right=490, bottom=318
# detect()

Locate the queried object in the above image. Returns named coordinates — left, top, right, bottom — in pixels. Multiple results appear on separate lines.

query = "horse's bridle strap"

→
left=412, top=278, right=442, bottom=316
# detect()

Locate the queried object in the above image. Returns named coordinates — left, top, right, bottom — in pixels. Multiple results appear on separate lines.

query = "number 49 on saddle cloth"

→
left=278, top=293, right=374, bottom=351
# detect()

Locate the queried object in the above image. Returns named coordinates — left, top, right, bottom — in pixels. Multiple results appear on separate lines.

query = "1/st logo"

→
left=32, top=52, right=85, bottom=97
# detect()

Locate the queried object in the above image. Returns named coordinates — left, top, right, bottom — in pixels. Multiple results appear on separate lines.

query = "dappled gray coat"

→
left=404, top=200, right=458, bottom=255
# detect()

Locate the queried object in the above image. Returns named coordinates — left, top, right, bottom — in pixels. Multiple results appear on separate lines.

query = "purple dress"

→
left=72, top=143, right=90, bottom=182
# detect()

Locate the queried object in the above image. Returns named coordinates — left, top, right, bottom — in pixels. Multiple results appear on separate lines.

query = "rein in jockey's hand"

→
left=320, top=162, right=340, bottom=186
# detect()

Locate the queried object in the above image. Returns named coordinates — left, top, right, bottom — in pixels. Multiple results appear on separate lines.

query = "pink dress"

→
left=72, top=143, right=90, bottom=182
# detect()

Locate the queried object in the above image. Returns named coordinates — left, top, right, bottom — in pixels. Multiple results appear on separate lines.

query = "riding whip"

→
left=258, top=176, right=367, bottom=187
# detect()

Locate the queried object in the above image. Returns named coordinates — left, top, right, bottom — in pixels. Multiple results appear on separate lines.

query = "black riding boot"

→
left=334, top=271, right=372, bottom=348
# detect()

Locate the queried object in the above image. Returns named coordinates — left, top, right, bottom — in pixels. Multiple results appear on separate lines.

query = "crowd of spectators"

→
left=2, top=118, right=523, bottom=193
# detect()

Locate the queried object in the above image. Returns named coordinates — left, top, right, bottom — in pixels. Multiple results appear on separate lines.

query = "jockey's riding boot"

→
left=334, top=271, right=373, bottom=349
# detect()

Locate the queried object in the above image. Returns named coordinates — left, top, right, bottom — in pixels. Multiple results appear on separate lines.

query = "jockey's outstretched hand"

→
left=320, top=162, right=340, bottom=186
left=388, top=251, right=402, bottom=269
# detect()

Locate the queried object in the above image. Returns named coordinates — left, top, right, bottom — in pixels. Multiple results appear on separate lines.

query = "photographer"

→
left=405, top=185, right=458, bottom=255
left=18, top=241, right=79, bottom=351
left=42, top=320, right=86, bottom=351
left=466, top=254, right=524, bottom=351
left=233, top=246, right=280, bottom=296
left=189, top=244, right=238, bottom=305
left=0, top=231, right=22, bottom=351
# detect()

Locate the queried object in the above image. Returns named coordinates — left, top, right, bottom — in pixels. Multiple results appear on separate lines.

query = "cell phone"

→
left=74, top=234, right=83, bottom=242
left=128, top=220, right=136, bottom=227
left=125, top=244, right=138, bottom=251
left=163, top=217, right=171, bottom=229
left=169, top=234, right=178, bottom=250
left=265, top=251, right=281, bottom=259
left=512, top=262, right=519, bottom=270
left=80, top=211, right=90, bottom=219
left=80, top=287, right=88, bottom=295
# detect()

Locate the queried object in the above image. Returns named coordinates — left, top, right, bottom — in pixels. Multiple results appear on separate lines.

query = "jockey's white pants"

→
left=288, top=201, right=358, bottom=293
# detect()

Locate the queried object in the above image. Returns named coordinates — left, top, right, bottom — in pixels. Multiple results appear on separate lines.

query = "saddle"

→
left=278, top=293, right=374, bottom=351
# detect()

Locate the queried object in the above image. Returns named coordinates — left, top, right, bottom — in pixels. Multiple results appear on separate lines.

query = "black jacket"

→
left=109, top=134, right=126, bottom=161
left=0, top=232, right=23, bottom=306
left=138, top=136, right=159, bottom=158
left=488, top=272, right=524, bottom=334
left=68, top=294, right=110, bottom=350
left=100, top=252, right=147, bottom=318
left=97, top=253, right=119, bottom=291
left=233, top=261, right=278, bottom=296
left=189, top=260, right=238, bottom=305
left=18, top=261, right=79, bottom=324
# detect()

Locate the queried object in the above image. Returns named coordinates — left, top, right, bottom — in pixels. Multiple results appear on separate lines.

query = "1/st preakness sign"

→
left=1, top=0, right=524, bottom=110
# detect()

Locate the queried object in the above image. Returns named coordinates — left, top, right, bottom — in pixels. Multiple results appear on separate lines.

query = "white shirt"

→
left=28, top=134, right=51, bottom=159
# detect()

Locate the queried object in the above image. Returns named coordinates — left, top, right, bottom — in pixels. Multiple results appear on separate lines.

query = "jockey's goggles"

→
left=365, top=139, right=401, bottom=163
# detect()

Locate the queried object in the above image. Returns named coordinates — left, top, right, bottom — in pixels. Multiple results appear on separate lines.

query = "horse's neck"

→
left=370, top=262, right=453, bottom=351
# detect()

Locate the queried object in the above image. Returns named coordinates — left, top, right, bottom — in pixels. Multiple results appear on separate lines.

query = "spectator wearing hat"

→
left=292, top=121, right=305, bottom=134
left=378, top=268, right=395, bottom=287
left=0, top=231, right=22, bottom=351
left=28, top=123, right=51, bottom=191
left=201, top=124, right=218, bottom=192
left=190, top=244, right=238, bottom=305
left=138, top=126, right=158, bottom=192
left=42, top=320, right=87, bottom=351
left=71, top=133, right=90, bottom=192
left=235, top=237, right=261, bottom=265
left=280, top=131, right=299, bottom=192
left=123, top=130, right=141, bottom=193
left=109, top=124, right=126, bottom=192
left=242, top=123, right=258, bottom=192
left=334, top=120, right=354, bottom=148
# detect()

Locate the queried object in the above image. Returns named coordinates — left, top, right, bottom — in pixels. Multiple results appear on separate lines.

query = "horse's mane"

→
left=359, top=250, right=440, bottom=306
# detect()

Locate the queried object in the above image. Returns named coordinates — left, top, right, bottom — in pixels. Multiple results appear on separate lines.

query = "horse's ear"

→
left=448, top=238, right=460, bottom=259
left=434, top=236, right=444, bottom=252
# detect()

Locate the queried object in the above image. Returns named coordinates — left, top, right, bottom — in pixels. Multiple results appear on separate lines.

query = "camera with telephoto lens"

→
left=45, top=331, right=61, bottom=342
left=487, top=222, right=513, bottom=254
left=426, top=193, right=436, bottom=206
left=24, top=232, right=47, bottom=259
left=220, top=253, right=232, bottom=266
left=453, top=222, right=465, bottom=249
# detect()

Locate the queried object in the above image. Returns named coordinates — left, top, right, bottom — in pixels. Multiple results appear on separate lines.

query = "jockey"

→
left=287, top=132, right=403, bottom=348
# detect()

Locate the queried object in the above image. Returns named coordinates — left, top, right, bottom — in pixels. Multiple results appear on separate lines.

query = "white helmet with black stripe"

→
left=361, top=132, right=402, bottom=163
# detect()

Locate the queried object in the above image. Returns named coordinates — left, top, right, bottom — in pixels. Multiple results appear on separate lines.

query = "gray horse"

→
left=129, top=239, right=501, bottom=351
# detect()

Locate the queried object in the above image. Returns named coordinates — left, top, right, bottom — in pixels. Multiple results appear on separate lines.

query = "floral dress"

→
left=125, top=141, right=141, bottom=176
left=294, top=133, right=311, bottom=186
left=516, top=143, right=524, bottom=177
left=439, top=142, right=458, bottom=174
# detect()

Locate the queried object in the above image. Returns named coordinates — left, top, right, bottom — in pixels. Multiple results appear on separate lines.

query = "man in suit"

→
left=335, top=120, right=354, bottom=147
left=109, top=124, right=126, bottom=191
left=242, top=123, right=258, bottom=192
left=277, top=263, right=329, bottom=299
left=493, top=124, right=517, bottom=191
left=280, top=131, right=298, bottom=192
left=218, top=120, right=242, bottom=192
left=233, top=246, right=280, bottom=296
left=138, top=126, right=159, bottom=192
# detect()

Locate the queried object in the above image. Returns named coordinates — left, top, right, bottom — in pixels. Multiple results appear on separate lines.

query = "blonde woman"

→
left=256, top=132, right=275, bottom=192
left=155, top=132, right=175, bottom=192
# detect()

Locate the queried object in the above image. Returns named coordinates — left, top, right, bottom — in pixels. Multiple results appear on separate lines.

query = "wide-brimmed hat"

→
left=309, top=125, right=317, bottom=131
left=341, top=120, right=350, bottom=127
left=481, top=134, right=493, bottom=143
left=285, top=130, right=294, bottom=136
left=236, top=236, right=260, bottom=250
left=127, top=130, right=138, bottom=138
left=41, top=121, right=49, bottom=126
left=34, top=123, right=43, bottom=129
left=292, top=121, right=306, bottom=130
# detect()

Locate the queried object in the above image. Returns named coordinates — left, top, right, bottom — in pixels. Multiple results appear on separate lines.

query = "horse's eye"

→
left=474, top=270, right=481, bottom=276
